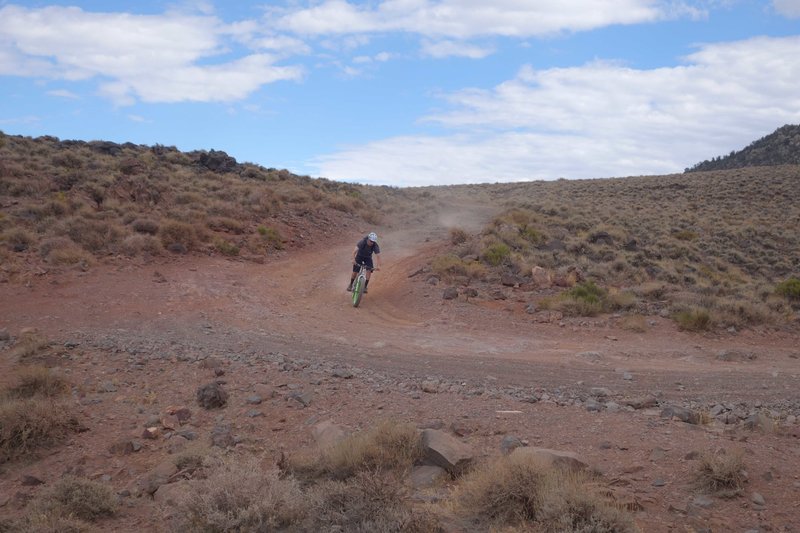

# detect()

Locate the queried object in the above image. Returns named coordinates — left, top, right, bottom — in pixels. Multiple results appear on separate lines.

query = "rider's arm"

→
left=375, top=252, right=381, bottom=269
left=352, top=245, right=359, bottom=263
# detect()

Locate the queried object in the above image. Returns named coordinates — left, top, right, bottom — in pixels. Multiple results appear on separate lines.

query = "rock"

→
left=500, top=435, right=525, bottom=455
left=716, top=350, right=756, bottom=362
left=210, top=424, right=235, bottom=448
left=660, top=405, right=701, bottom=425
left=331, top=368, right=353, bottom=379
left=161, top=414, right=180, bottom=430
left=100, top=381, right=117, bottom=393
left=427, top=276, right=440, bottom=285
left=649, top=447, right=668, bottom=461
left=166, top=406, right=192, bottom=424
left=312, top=420, right=349, bottom=449
left=524, top=303, right=536, bottom=314
left=624, top=396, right=658, bottom=410
left=153, top=480, right=192, bottom=505
left=691, top=495, right=714, bottom=509
left=109, top=440, right=139, bottom=455
left=744, top=413, right=775, bottom=432
left=421, top=429, right=473, bottom=475
left=167, top=435, right=189, bottom=454
left=509, top=447, right=588, bottom=472
left=751, top=492, right=765, bottom=506
left=442, top=287, right=458, bottom=300
left=530, top=266, right=552, bottom=289
left=585, top=399, right=603, bottom=412
left=590, top=387, right=611, bottom=398
left=588, top=231, right=614, bottom=245
left=421, top=380, right=440, bottom=393
left=197, top=382, right=228, bottom=409
left=20, top=475, right=44, bottom=486
left=500, top=273, right=520, bottom=287
left=199, top=357, right=223, bottom=370
left=142, top=427, right=160, bottom=440
left=0, top=329, right=10, bottom=341
left=246, top=395, right=263, bottom=405
left=289, top=390, right=313, bottom=407
left=138, top=461, right=179, bottom=495
left=410, top=465, right=448, bottom=489
left=577, top=351, right=603, bottom=362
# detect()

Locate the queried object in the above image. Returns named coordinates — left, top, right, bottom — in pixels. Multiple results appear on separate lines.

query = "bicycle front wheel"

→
left=352, top=276, right=364, bottom=307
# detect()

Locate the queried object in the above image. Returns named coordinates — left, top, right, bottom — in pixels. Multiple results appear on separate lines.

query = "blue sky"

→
left=1, top=1, right=799, bottom=186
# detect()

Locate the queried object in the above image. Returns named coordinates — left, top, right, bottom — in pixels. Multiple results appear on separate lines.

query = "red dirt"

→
left=1, top=217, right=799, bottom=531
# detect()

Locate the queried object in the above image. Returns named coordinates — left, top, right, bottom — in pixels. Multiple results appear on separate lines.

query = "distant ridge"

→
left=685, top=124, right=800, bottom=172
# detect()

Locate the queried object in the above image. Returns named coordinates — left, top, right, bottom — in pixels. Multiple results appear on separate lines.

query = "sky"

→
left=1, top=1, right=799, bottom=187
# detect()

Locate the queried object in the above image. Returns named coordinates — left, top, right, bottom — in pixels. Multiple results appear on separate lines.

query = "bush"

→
left=431, top=254, right=467, bottom=279
left=776, top=277, right=800, bottom=301
left=39, top=236, right=93, bottom=265
left=214, top=238, right=240, bottom=256
left=171, top=459, right=306, bottom=532
left=557, top=281, right=609, bottom=316
left=159, top=220, right=197, bottom=252
left=674, top=308, right=713, bottom=331
left=131, top=218, right=159, bottom=235
left=8, top=365, right=69, bottom=399
left=1, top=228, right=36, bottom=252
left=454, top=452, right=635, bottom=531
left=120, top=234, right=163, bottom=257
left=9, top=330, right=50, bottom=360
left=290, top=420, right=422, bottom=481
left=449, top=227, right=468, bottom=245
left=257, top=226, right=283, bottom=249
left=482, top=242, right=510, bottom=266
left=694, top=450, right=747, bottom=497
left=207, top=216, right=245, bottom=234
left=0, top=397, right=76, bottom=462
left=36, top=476, right=118, bottom=522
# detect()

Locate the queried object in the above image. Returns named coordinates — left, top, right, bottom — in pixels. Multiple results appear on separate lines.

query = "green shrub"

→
left=482, top=242, right=510, bottom=266
left=432, top=254, right=467, bottom=278
left=214, top=238, right=240, bottom=256
left=776, top=277, right=800, bottom=301
left=674, top=308, right=713, bottom=331
left=258, top=226, right=283, bottom=249
left=159, top=220, right=197, bottom=252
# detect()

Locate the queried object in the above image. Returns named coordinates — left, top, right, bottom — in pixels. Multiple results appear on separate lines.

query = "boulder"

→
left=138, top=461, right=179, bottom=496
left=660, top=405, right=701, bottom=425
left=530, top=266, right=552, bottom=289
left=509, top=447, right=588, bottom=472
left=312, top=420, right=349, bottom=449
left=197, top=382, right=228, bottom=409
left=421, top=429, right=473, bottom=475
left=442, top=287, right=458, bottom=300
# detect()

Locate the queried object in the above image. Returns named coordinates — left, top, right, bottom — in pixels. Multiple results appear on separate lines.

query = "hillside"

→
left=685, top=124, right=800, bottom=172
left=2, top=132, right=800, bottom=532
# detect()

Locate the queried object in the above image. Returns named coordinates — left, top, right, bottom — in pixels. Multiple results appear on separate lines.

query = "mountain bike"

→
left=351, top=262, right=374, bottom=308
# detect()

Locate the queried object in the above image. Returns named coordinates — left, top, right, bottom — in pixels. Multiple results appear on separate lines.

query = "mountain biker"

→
left=347, top=232, right=381, bottom=293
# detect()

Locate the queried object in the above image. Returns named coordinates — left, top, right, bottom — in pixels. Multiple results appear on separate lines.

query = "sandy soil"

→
left=1, top=213, right=799, bottom=532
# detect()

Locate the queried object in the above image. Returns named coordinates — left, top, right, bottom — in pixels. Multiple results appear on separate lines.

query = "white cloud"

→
left=278, top=0, right=675, bottom=39
left=127, top=114, right=151, bottom=123
left=421, top=39, right=494, bottom=58
left=314, top=35, right=800, bottom=185
left=46, top=89, right=79, bottom=99
left=0, top=5, right=304, bottom=105
left=773, top=0, right=800, bottom=17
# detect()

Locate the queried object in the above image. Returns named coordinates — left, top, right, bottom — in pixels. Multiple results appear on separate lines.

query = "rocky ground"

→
left=1, top=220, right=799, bottom=532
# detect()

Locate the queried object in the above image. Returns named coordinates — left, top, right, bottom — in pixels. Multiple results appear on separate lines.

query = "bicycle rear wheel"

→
left=352, top=275, right=365, bottom=307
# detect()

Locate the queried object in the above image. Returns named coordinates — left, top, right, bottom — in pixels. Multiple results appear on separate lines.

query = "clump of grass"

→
left=557, top=281, right=611, bottom=316
left=482, top=242, right=510, bottom=266
left=308, top=471, right=441, bottom=532
left=7, top=365, right=69, bottom=399
left=674, top=307, right=713, bottom=331
left=214, top=238, right=240, bottom=256
left=694, top=450, right=747, bottom=497
left=171, top=459, right=307, bottom=532
left=159, top=220, right=197, bottom=252
left=207, top=216, right=245, bottom=234
left=776, top=277, right=800, bottom=301
left=0, top=397, right=77, bottom=462
left=35, top=476, right=118, bottom=522
left=257, top=225, right=283, bottom=249
left=454, top=452, right=635, bottom=532
left=449, top=227, right=468, bottom=245
left=431, top=254, right=467, bottom=279
left=131, top=218, right=159, bottom=235
left=619, top=315, right=648, bottom=332
left=9, top=330, right=50, bottom=361
left=289, top=420, right=423, bottom=481
left=120, top=234, right=163, bottom=257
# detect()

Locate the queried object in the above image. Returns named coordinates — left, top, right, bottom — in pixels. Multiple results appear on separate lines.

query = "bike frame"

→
left=351, top=262, right=373, bottom=308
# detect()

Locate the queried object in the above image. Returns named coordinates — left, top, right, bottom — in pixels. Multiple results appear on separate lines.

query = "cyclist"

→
left=347, top=232, right=381, bottom=293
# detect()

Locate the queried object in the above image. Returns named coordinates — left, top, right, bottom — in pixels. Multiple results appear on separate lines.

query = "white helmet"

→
left=368, top=232, right=378, bottom=243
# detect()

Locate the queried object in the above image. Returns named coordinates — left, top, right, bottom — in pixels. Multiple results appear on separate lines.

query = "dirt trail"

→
left=2, top=203, right=798, bottom=407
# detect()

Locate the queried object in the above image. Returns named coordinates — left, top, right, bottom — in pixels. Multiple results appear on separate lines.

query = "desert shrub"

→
left=35, top=476, right=118, bottom=522
left=619, top=315, right=648, bottom=332
left=131, top=218, right=159, bottom=235
left=449, top=227, right=468, bottom=245
left=8, top=366, right=69, bottom=399
left=0, top=397, right=76, bottom=462
left=432, top=254, right=467, bottom=279
left=171, top=459, right=307, bottom=532
left=482, top=242, right=511, bottom=266
left=694, top=450, right=747, bottom=497
left=465, top=261, right=488, bottom=280
left=120, top=234, right=163, bottom=257
left=454, top=452, right=635, bottom=532
left=290, top=420, right=422, bottom=481
left=308, top=471, right=441, bottom=533
left=776, top=277, right=800, bottom=301
left=1, top=227, right=36, bottom=252
left=674, top=307, right=713, bottom=331
left=159, top=220, right=198, bottom=252
left=673, top=229, right=699, bottom=241
left=214, top=238, right=240, bottom=256
left=8, top=330, right=50, bottom=360
left=207, top=216, right=245, bottom=234
left=257, top=226, right=283, bottom=249
left=39, top=236, right=93, bottom=265
left=1, top=513, right=88, bottom=533
left=58, top=217, right=125, bottom=254
left=557, top=281, right=608, bottom=316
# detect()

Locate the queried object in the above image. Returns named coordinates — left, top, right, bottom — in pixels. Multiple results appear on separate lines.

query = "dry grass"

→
left=35, top=476, right=118, bottom=521
left=694, top=450, right=747, bottom=497
left=0, top=397, right=77, bottom=462
left=454, top=452, right=637, bottom=532
left=289, top=420, right=423, bottom=481
left=170, top=458, right=307, bottom=532
left=8, top=330, right=50, bottom=361
left=7, top=365, right=70, bottom=399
